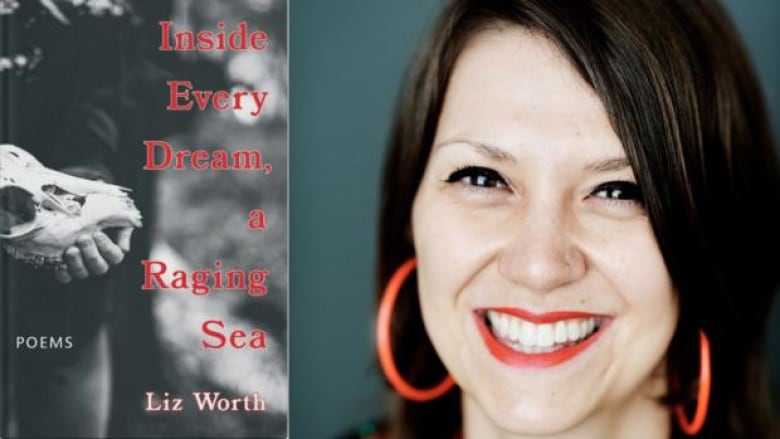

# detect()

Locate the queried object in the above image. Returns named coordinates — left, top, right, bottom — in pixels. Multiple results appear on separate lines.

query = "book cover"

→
left=0, top=1, right=287, bottom=437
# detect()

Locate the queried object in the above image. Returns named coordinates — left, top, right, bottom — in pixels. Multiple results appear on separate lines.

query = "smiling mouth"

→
left=485, top=310, right=604, bottom=353
left=475, top=308, right=609, bottom=368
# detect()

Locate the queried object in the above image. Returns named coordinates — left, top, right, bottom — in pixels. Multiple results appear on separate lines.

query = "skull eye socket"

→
left=42, top=184, right=86, bottom=214
left=0, top=186, right=36, bottom=234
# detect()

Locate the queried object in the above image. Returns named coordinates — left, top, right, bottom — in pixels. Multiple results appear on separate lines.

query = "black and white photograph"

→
left=1, top=1, right=287, bottom=437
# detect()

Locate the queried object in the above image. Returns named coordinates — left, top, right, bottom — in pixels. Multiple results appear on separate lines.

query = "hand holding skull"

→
left=0, top=144, right=142, bottom=282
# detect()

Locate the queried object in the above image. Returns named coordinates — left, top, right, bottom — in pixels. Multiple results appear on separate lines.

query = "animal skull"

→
left=0, top=144, right=142, bottom=268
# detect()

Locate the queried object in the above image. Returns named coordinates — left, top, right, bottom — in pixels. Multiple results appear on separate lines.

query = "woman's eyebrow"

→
left=584, top=157, right=631, bottom=173
left=433, top=140, right=518, bottom=164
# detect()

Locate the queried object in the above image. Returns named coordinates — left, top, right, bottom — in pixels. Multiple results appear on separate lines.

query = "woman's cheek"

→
left=582, top=224, right=679, bottom=343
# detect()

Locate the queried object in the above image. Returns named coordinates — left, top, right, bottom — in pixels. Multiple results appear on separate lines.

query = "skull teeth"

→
left=2, top=243, right=61, bottom=267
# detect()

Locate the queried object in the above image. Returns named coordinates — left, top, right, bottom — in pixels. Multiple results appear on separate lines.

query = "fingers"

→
left=116, top=227, right=133, bottom=253
left=93, top=231, right=124, bottom=265
left=64, top=245, right=89, bottom=279
left=54, top=265, right=72, bottom=284
left=76, top=235, right=110, bottom=275
left=59, top=230, right=132, bottom=282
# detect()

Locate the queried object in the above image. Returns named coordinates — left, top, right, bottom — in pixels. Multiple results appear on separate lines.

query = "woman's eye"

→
left=446, top=166, right=507, bottom=189
left=592, top=181, right=644, bottom=205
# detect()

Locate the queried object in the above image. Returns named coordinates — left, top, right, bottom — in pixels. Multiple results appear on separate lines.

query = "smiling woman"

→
left=372, top=1, right=780, bottom=438
left=411, top=28, right=678, bottom=437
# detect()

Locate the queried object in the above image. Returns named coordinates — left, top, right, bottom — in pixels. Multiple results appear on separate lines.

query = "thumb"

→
left=116, top=227, right=134, bottom=253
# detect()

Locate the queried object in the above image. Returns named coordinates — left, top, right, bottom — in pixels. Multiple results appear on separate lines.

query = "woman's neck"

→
left=462, top=390, right=671, bottom=439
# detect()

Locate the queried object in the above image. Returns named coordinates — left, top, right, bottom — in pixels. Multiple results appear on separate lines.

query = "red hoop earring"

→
left=674, top=330, right=711, bottom=436
left=377, top=257, right=456, bottom=402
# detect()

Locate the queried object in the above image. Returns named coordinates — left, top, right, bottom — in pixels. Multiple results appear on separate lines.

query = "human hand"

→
left=54, top=227, right=133, bottom=283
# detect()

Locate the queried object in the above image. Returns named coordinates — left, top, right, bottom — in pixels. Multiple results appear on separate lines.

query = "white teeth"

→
left=497, top=313, right=507, bottom=335
left=567, top=320, right=581, bottom=340
left=509, top=316, right=521, bottom=342
left=486, top=311, right=602, bottom=353
left=536, top=324, right=554, bottom=347
left=554, top=321, right=568, bottom=343
left=519, top=321, right=536, bottom=346
left=494, top=314, right=505, bottom=337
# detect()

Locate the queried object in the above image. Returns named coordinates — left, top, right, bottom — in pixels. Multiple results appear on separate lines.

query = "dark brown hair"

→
left=378, top=1, right=780, bottom=438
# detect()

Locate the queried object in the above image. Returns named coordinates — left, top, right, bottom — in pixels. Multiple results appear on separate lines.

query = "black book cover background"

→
left=0, top=1, right=287, bottom=437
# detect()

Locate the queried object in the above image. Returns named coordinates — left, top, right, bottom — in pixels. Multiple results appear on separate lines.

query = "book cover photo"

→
left=0, top=0, right=287, bottom=437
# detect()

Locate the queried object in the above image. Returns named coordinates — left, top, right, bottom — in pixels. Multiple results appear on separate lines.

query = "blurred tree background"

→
left=150, top=0, right=287, bottom=437
left=2, top=0, right=287, bottom=437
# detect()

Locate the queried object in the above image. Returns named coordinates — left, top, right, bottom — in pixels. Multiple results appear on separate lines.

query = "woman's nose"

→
left=497, top=202, right=587, bottom=294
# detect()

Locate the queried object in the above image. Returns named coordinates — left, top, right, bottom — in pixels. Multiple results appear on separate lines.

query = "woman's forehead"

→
left=436, top=26, right=624, bottom=166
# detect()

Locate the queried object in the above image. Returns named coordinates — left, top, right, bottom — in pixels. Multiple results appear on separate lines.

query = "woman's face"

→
left=411, top=27, right=678, bottom=435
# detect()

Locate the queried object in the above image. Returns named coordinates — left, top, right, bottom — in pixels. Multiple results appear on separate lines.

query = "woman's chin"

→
left=465, top=388, right=594, bottom=436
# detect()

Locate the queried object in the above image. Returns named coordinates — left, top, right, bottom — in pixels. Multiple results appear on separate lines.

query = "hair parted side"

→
left=378, top=1, right=780, bottom=438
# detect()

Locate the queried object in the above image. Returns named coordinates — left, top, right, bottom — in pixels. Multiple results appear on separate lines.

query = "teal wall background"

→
left=290, top=2, right=444, bottom=437
left=290, top=1, right=780, bottom=438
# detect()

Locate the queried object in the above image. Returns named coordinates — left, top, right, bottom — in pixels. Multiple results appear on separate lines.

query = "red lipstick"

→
left=474, top=308, right=609, bottom=369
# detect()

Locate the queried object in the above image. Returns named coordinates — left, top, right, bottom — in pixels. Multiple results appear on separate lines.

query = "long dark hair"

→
left=378, top=1, right=780, bottom=438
